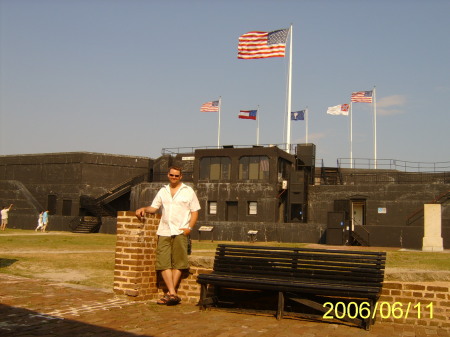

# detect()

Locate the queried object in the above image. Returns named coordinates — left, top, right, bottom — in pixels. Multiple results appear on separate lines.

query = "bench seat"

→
left=197, top=244, right=386, bottom=330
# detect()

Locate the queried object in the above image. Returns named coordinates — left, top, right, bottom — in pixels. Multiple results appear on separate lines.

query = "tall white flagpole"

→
left=350, top=102, right=353, bottom=169
left=373, top=86, right=377, bottom=169
left=217, top=96, right=222, bottom=149
left=286, top=25, right=293, bottom=154
left=305, top=107, right=309, bottom=144
left=256, top=105, right=260, bottom=145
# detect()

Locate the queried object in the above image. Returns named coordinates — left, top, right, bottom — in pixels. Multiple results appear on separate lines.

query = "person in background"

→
left=1, top=204, right=14, bottom=231
left=42, top=210, right=50, bottom=232
left=35, top=211, right=44, bottom=232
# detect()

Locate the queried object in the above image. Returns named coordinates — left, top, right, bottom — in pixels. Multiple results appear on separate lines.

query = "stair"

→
left=406, top=189, right=450, bottom=225
left=351, top=226, right=370, bottom=246
left=321, top=167, right=342, bottom=185
left=72, top=216, right=101, bottom=233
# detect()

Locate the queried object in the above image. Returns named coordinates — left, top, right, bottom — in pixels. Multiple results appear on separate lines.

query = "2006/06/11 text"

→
left=323, top=301, right=434, bottom=320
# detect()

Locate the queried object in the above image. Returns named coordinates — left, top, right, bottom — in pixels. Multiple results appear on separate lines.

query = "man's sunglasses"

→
left=169, top=174, right=180, bottom=178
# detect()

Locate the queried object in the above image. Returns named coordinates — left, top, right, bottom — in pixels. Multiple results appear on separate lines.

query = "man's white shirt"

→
left=151, top=183, right=201, bottom=236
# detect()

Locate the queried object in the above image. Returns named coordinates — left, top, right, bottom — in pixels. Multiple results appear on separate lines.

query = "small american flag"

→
left=351, top=91, right=373, bottom=103
left=238, top=28, right=289, bottom=59
left=200, top=100, right=219, bottom=112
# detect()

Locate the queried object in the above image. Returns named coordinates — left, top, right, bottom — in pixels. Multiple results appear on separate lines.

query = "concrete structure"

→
left=0, top=152, right=151, bottom=232
left=423, top=204, right=444, bottom=252
left=1, top=146, right=449, bottom=249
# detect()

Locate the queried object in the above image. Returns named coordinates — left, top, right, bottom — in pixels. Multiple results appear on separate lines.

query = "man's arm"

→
left=181, top=210, right=199, bottom=235
left=135, top=206, right=159, bottom=220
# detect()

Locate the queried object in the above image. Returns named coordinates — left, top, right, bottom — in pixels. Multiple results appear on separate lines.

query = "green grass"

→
left=386, top=251, right=450, bottom=271
left=0, top=229, right=448, bottom=290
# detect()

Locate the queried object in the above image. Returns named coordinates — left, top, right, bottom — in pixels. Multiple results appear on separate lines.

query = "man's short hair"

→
left=168, top=166, right=183, bottom=174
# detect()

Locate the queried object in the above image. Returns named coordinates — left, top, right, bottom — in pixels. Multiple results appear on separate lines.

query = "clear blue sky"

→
left=1, top=0, right=449, bottom=166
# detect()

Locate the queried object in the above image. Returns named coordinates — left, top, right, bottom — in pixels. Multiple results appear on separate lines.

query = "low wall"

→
left=192, top=221, right=327, bottom=244
left=114, top=212, right=450, bottom=329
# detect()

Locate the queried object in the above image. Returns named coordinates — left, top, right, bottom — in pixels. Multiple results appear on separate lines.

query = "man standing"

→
left=135, top=166, right=200, bottom=306
left=1, top=204, right=13, bottom=231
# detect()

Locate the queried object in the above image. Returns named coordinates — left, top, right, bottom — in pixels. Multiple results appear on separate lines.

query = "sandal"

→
left=156, top=294, right=171, bottom=305
left=166, top=294, right=181, bottom=306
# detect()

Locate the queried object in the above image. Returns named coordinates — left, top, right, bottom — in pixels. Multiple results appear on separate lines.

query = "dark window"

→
left=47, top=195, right=57, bottom=215
left=62, top=199, right=72, bottom=216
left=239, top=156, right=269, bottom=180
left=278, top=158, right=290, bottom=180
left=199, top=157, right=231, bottom=181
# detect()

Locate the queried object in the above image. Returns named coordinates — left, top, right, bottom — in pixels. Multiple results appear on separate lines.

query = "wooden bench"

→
left=197, top=244, right=386, bottom=330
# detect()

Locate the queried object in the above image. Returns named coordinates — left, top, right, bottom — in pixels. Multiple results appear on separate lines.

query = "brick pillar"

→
left=113, top=211, right=160, bottom=300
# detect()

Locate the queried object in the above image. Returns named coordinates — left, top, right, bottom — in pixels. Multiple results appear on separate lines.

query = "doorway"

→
left=226, top=201, right=238, bottom=221
left=351, top=200, right=366, bottom=229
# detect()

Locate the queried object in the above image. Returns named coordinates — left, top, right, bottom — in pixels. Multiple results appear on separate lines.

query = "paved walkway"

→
left=1, top=274, right=448, bottom=337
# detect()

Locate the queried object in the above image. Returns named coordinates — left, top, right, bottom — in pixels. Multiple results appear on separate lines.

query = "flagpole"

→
left=286, top=25, right=293, bottom=154
left=350, top=102, right=353, bottom=169
left=218, top=96, right=222, bottom=149
left=373, top=86, right=377, bottom=169
left=256, top=105, right=260, bottom=145
left=305, top=107, right=309, bottom=144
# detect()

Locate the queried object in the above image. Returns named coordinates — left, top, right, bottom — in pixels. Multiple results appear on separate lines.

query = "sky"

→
left=1, top=0, right=449, bottom=167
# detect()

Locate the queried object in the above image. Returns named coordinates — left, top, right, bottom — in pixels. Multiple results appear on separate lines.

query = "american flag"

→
left=351, top=91, right=373, bottom=103
left=238, top=110, right=257, bottom=120
left=238, top=28, right=289, bottom=59
left=200, top=100, right=219, bottom=112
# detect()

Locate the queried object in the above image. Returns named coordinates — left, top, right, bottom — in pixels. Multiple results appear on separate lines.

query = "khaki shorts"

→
left=156, top=234, right=189, bottom=270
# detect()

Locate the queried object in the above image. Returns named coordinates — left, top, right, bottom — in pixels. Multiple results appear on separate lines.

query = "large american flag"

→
left=238, top=28, right=289, bottom=59
left=200, top=100, right=219, bottom=112
left=351, top=91, right=373, bottom=103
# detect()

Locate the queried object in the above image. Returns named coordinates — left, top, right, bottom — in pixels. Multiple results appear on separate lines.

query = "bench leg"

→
left=199, top=284, right=207, bottom=310
left=276, top=291, right=284, bottom=320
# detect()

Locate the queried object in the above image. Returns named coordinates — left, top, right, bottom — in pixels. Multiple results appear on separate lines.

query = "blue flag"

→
left=291, top=110, right=305, bottom=121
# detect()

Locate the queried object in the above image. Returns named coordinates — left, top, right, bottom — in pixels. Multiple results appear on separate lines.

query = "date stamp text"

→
left=323, top=301, right=434, bottom=320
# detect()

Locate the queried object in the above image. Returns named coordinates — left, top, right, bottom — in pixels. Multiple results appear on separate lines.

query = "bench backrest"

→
left=213, top=244, right=386, bottom=288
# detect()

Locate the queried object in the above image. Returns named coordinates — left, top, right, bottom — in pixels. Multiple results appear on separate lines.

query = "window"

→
left=200, top=157, right=231, bottom=180
left=62, top=200, right=72, bottom=216
left=278, top=158, right=290, bottom=180
left=239, top=156, right=269, bottom=180
left=248, top=201, right=258, bottom=215
left=208, top=201, right=217, bottom=215
left=47, top=195, right=57, bottom=215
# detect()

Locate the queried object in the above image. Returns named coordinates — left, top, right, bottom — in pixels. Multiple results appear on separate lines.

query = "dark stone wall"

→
left=308, top=183, right=450, bottom=248
left=0, top=152, right=152, bottom=217
left=308, top=183, right=450, bottom=227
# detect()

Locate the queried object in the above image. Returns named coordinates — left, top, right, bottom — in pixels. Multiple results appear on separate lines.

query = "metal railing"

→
left=336, top=158, right=450, bottom=173
left=162, top=143, right=295, bottom=155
